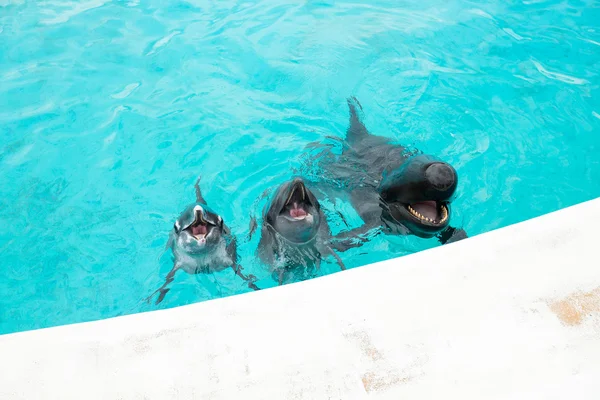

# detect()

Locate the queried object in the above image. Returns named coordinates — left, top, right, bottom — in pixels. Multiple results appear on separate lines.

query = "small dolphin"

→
left=147, top=177, right=259, bottom=304
left=249, top=177, right=345, bottom=285
left=308, top=97, right=468, bottom=251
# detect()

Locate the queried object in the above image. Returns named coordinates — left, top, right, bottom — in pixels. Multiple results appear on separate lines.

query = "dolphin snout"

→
left=425, top=162, right=456, bottom=192
left=291, top=177, right=305, bottom=186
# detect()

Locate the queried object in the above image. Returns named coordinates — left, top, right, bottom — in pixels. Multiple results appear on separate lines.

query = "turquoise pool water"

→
left=1, top=0, right=600, bottom=334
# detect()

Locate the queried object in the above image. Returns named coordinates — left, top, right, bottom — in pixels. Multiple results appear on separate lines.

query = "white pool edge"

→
left=2, top=198, right=600, bottom=399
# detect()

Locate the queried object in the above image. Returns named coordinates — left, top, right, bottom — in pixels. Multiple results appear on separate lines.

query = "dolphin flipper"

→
left=330, top=222, right=381, bottom=253
left=248, top=187, right=274, bottom=241
left=437, top=226, right=468, bottom=245
left=146, top=264, right=179, bottom=305
left=225, top=234, right=260, bottom=290
left=232, top=264, right=261, bottom=291
left=248, top=217, right=258, bottom=240
left=346, top=96, right=369, bottom=144
left=327, top=247, right=346, bottom=271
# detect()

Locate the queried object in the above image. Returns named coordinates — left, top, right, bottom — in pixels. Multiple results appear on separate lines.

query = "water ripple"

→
left=40, top=0, right=108, bottom=25
left=111, top=82, right=140, bottom=99
left=532, top=60, right=588, bottom=85
left=145, top=30, right=181, bottom=56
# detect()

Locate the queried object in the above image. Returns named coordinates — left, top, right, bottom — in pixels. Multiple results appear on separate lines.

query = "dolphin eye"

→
left=174, top=220, right=181, bottom=233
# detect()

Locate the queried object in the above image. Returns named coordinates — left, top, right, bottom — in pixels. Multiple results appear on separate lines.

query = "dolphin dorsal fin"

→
left=346, top=96, right=369, bottom=144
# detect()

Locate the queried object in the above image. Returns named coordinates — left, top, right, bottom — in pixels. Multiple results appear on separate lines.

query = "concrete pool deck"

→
left=2, top=198, right=600, bottom=399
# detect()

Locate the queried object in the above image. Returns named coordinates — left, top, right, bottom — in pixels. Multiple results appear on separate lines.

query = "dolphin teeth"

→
left=408, top=203, right=450, bottom=225
left=439, top=205, right=448, bottom=223
left=285, top=185, right=302, bottom=206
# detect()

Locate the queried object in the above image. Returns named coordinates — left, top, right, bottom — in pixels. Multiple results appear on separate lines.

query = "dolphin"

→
left=146, top=177, right=259, bottom=304
left=249, top=177, right=346, bottom=285
left=307, top=97, right=468, bottom=251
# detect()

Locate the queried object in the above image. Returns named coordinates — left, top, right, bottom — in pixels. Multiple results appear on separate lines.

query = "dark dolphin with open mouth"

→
left=146, top=177, right=259, bottom=304
left=250, top=177, right=345, bottom=285
left=307, top=97, right=467, bottom=250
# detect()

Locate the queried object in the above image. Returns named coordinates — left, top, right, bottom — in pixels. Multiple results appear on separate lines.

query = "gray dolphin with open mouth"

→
left=307, top=97, right=468, bottom=251
left=249, top=177, right=345, bottom=285
left=146, top=177, right=259, bottom=304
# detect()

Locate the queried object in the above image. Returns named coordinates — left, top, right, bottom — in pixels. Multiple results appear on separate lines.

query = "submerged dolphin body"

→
left=147, top=178, right=259, bottom=304
left=307, top=97, right=468, bottom=251
left=250, top=177, right=345, bottom=285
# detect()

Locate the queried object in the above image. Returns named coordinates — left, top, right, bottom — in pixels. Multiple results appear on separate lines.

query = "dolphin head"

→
left=377, top=154, right=457, bottom=238
left=264, top=177, right=322, bottom=244
left=172, top=203, right=226, bottom=254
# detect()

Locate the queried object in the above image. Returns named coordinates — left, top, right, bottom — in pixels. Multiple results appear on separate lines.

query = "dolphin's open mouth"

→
left=282, top=182, right=311, bottom=221
left=186, top=210, right=212, bottom=241
left=405, top=201, right=448, bottom=226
